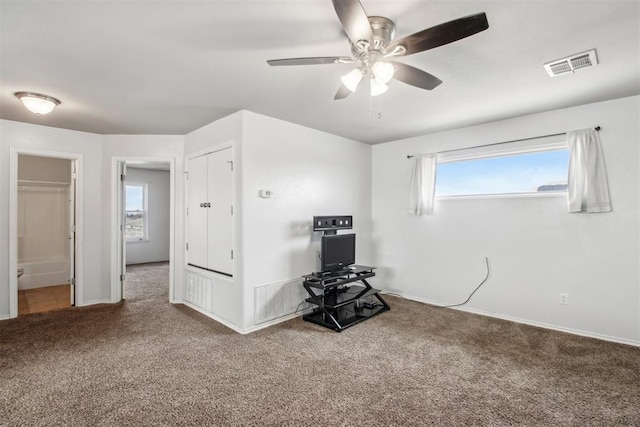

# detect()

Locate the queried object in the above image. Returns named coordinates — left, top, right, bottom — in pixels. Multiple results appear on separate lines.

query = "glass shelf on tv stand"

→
left=302, top=265, right=376, bottom=290
left=302, top=265, right=390, bottom=332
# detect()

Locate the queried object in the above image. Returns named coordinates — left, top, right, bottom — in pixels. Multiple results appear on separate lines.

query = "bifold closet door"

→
left=187, top=154, right=208, bottom=269
left=207, top=148, right=233, bottom=276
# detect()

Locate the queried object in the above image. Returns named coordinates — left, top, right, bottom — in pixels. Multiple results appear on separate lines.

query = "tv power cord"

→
left=439, top=256, right=490, bottom=308
left=382, top=256, right=490, bottom=308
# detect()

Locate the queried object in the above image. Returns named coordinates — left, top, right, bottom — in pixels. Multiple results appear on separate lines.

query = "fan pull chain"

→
left=368, top=94, right=383, bottom=118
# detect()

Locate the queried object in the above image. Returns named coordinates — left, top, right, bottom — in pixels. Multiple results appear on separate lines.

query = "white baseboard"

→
left=181, top=300, right=312, bottom=335
left=382, top=291, right=640, bottom=348
left=243, top=309, right=313, bottom=334
left=0, top=301, right=114, bottom=320
left=79, top=299, right=113, bottom=307
left=181, top=300, right=244, bottom=334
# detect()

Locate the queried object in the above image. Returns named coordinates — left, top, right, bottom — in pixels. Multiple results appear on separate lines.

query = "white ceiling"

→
left=1, top=1, right=638, bottom=144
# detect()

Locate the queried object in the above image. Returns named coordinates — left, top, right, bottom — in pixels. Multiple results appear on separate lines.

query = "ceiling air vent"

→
left=544, top=49, right=598, bottom=77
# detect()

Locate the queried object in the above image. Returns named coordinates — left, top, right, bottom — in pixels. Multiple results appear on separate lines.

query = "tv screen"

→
left=321, top=233, right=356, bottom=272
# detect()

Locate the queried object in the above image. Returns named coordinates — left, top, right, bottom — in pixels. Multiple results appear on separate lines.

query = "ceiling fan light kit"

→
left=341, top=68, right=364, bottom=92
left=267, top=0, right=489, bottom=105
left=370, top=78, right=389, bottom=96
left=372, top=61, right=395, bottom=85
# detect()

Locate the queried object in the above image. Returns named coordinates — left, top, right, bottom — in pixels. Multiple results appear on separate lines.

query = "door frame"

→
left=9, top=147, right=83, bottom=317
left=111, top=157, right=176, bottom=303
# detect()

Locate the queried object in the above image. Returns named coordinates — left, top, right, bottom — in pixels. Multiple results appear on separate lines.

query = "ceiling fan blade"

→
left=334, top=84, right=352, bottom=100
left=392, top=62, right=443, bottom=90
left=332, top=0, right=373, bottom=47
left=267, top=57, right=354, bottom=66
left=386, top=12, right=489, bottom=57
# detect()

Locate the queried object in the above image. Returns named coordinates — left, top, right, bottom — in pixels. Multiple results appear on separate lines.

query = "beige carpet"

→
left=1, top=262, right=639, bottom=426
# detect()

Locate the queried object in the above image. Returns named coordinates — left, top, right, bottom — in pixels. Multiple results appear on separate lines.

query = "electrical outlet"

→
left=560, top=293, right=569, bottom=305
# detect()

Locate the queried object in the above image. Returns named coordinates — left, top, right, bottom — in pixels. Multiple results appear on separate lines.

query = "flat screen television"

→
left=321, top=233, right=356, bottom=272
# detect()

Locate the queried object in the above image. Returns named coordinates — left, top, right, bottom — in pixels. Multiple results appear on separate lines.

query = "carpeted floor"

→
left=1, top=262, right=639, bottom=426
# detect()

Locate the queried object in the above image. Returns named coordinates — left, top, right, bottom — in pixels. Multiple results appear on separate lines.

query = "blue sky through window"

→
left=125, top=185, right=144, bottom=210
left=435, top=149, right=570, bottom=196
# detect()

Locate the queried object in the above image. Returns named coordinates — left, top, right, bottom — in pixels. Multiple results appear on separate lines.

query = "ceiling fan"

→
left=267, top=0, right=489, bottom=100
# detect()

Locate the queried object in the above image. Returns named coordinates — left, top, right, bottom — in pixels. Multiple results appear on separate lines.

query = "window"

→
left=125, top=183, right=148, bottom=240
left=435, top=144, right=570, bottom=197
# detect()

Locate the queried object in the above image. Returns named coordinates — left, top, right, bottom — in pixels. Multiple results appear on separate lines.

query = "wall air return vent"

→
left=544, top=49, right=598, bottom=77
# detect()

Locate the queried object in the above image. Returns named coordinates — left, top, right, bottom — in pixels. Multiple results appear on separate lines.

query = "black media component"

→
left=304, top=214, right=390, bottom=331
left=301, top=266, right=390, bottom=332
left=321, top=233, right=355, bottom=272
left=313, top=215, right=353, bottom=233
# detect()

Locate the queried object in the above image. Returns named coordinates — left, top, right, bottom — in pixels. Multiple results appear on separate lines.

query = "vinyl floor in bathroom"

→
left=18, top=284, right=71, bottom=315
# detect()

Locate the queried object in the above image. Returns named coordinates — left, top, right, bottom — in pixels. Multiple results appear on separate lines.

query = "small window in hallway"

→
left=125, top=183, right=148, bottom=240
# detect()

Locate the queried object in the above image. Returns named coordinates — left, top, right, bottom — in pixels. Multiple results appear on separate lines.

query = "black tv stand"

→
left=302, top=265, right=390, bottom=332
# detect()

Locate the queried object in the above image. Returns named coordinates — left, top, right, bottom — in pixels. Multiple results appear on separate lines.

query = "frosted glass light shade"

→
left=341, top=69, right=363, bottom=92
left=370, top=79, right=388, bottom=96
left=15, top=92, right=60, bottom=115
left=372, top=61, right=394, bottom=84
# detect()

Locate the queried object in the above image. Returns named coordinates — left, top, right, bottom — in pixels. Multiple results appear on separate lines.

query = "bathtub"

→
left=17, top=258, right=70, bottom=290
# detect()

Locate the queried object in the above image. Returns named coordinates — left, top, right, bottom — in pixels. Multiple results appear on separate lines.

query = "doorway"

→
left=9, top=149, right=81, bottom=318
left=114, top=159, right=174, bottom=302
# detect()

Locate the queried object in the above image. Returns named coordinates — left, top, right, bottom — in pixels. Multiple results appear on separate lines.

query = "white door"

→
left=207, top=148, right=233, bottom=276
left=187, top=154, right=209, bottom=269
left=117, top=162, right=127, bottom=299
left=69, top=160, right=77, bottom=306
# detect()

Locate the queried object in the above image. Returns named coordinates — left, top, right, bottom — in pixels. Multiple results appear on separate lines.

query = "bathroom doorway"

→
left=15, top=153, right=77, bottom=315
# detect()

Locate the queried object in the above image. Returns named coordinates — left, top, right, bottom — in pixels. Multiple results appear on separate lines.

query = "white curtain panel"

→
left=408, top=153, right=437, bottom=215
left=567, top=128, right=612, bottom=213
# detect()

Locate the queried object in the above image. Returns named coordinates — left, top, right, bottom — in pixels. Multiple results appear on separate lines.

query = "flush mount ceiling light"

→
left=14, top=91, right=61, bottom=115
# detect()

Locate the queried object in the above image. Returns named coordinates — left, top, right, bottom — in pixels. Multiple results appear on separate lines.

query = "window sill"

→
left=126, top=238, right=149, bottom=243
left=436, top=191, right=567, bottom=201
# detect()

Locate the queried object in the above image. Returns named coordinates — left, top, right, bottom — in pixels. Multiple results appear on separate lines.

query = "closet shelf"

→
left=18, top=180, right=71, bottom=187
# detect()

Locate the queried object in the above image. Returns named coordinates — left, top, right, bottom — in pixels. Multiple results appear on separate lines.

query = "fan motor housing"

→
left=369, top=16, right=395, bottom=50
left=350, top=16, right=395, bottom=56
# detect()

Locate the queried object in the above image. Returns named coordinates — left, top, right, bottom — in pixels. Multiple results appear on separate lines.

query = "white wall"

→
left=125, top=167, right=171, bottom=265
left=0, top=123, right=185, bottom=317
left=183, top=110, right=372, bottom=332
left=5, top=96, right=636, bottom=344
left=18, top=155, right=71, bottom=183
left=241, top=111, right=372, bottom=331
left=184, top=111, right=244, bottom=327
left=0, top=119, right=104, bottom=314
left=372, top=96, right=640, bottom=345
